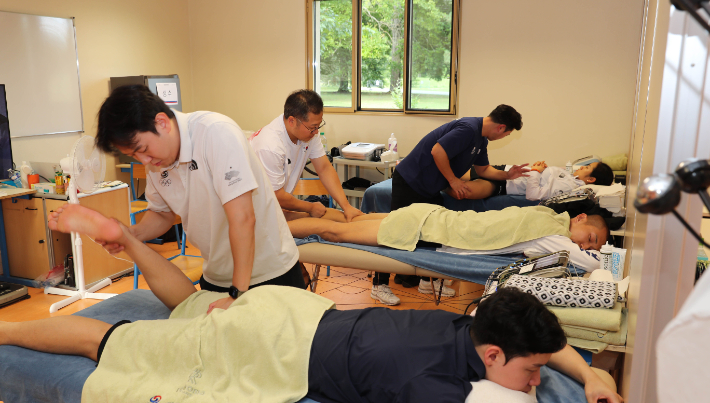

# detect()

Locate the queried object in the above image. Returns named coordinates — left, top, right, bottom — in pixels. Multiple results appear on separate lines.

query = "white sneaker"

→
left=418, top=279, right=456, bottom=297
left=371, top=284, right=401, bottom=305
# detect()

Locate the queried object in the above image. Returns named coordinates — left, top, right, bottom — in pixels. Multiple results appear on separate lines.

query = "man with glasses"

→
left=95, top=85, right=304, bottom=313
left=250, top=90, right=364, bottom=224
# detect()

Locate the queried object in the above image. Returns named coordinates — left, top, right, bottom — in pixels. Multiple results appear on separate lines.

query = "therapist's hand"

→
left=584, top=376, right=623, bottom=403
left=343, top=205, right=365, bottom=222
left=309, top=201, right=327, bottom=218
left=95, top=221, right=133, bottom=254
left=448, top=178, right=468, bottom=200
left=207, top=296, right=237, bottom=314
left=506, top=163, right=531, bottom=180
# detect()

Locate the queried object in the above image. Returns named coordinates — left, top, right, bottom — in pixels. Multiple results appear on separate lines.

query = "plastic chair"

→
left=292, top=178, right=332, bottom=277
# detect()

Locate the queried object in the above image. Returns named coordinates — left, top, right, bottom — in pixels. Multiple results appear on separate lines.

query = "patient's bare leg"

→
left=283, top=208, right=387, bottom=223
left=445, top=179, right=496, bottom=200
left=0, top=316, right=111, bottom=361
left=287, top=217, right=381, bottom=245
left=48, top=204, right=197, bottom=310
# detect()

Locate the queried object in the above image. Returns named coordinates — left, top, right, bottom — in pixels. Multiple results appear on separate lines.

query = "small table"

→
left=332, top=157, right=399, bottom=208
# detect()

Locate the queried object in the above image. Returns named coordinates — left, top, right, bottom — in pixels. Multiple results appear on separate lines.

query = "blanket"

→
left=82, top=286, right=335, bottom=403
left=378, top=204, right=571, bottom=252
left=548, top=302, right=624, bottom=332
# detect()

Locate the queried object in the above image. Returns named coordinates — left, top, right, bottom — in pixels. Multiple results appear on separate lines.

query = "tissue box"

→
left=32, top=183, right=56, bottom=194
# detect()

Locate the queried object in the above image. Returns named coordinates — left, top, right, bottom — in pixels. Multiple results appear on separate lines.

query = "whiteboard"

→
left=0, top=11, right=83, bottom=137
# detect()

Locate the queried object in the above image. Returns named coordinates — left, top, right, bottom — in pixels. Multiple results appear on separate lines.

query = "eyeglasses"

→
left=297, top=118, right=326, bottom=133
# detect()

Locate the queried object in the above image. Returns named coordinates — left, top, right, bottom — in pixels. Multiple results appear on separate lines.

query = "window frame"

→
left=306, top=0, right=460, bottom=115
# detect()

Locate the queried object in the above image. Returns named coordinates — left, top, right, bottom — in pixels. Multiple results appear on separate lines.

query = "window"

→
left=307, top=0, right=460, bottom=114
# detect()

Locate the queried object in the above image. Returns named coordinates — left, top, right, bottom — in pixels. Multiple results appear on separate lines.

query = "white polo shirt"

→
left=144, top=110, right=299, bottom=288
left=249, top=114, right=326, bottom=193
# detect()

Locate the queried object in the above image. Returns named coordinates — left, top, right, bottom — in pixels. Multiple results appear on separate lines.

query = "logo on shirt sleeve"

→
left=225, top=168, right=243, bottom=186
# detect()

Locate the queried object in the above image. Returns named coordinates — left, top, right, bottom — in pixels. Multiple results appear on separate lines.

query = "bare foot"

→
left=47, top=204, right=124, bottom=244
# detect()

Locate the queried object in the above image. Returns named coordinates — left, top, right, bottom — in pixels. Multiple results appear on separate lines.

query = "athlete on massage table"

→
left=0, top=204, right=620, bottom=403
left=287, top=204, right=609, bottom=272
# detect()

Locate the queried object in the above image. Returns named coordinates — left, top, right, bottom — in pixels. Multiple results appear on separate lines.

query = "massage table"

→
left=296, top=236, right=587, bottom=303
left=359, top=178, right=539, bottom=214
left=0, top=289, right=613, bottom=403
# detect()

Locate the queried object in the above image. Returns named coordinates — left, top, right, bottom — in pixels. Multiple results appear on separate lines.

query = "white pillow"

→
left=465, top=379, right=537, bottom=403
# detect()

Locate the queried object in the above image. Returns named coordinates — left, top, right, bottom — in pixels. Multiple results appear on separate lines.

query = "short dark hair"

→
left=95, top=85, right=175, bottom=154
left=470, top=287, right=566, bottom=363
left=591, top=162, right=614, bottom=186
left=283, top=90, right=324, bottom=122
left=488, top=104, right=522, bottom=132
left=587, top=214, right=610, bottom=246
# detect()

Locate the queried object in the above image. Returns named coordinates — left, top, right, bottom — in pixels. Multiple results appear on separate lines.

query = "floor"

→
left=0, top=240, right=485, bottom=322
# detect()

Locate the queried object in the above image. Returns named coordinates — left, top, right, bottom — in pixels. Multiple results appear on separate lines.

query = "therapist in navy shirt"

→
left=370, top=105, right=528, bottom=303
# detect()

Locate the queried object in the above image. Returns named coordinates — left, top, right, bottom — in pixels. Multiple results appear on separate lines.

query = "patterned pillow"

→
left=503, top=275, right=617, bottom=309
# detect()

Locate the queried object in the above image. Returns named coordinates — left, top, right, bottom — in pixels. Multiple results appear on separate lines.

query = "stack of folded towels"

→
left=579, top=183, right=626, bottom=214
left=503, top=272, right=628, bottom=353
left=548, top=301, right=628, bottom=353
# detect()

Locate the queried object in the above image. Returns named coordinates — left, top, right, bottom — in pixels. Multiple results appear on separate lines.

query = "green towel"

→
left=565, top=337, right=608, bottom=354
left=562, top=309, right=628, bottom=346
left=82, top=286, right=335, bottom=403
left=549, top=302, right=623, bottom=332
left=377, top=204, right=571, bottom=252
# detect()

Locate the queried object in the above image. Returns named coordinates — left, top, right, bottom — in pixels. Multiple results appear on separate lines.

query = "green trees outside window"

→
left=308, top=0, right=459, bottom=114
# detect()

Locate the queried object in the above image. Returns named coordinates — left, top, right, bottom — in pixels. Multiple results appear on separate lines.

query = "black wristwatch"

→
left=228, top=285, right=242, bottom=299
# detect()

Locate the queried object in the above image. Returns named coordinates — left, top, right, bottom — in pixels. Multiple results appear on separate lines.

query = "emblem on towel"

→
left=189, top=160, right=198, bottom=171
left=149, top=396, right=161, bottom=403
left=225, top=168, right=243, bottom=186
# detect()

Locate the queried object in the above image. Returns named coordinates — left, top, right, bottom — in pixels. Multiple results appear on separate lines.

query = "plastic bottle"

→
left=20, top=161, right=31, bottom=188
left=566, top=160, right=573, bottom=173
left=320, top=132, right=328, bottom=154
left=600, top=242, right=613, bottom=272
left=388, top=133, right=398, bottom=152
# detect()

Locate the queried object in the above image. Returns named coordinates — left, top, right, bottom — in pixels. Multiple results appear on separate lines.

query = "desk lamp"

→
left=634, top=158, right=710, bottom=248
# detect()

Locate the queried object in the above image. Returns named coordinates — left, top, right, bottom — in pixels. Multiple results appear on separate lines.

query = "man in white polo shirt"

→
left=250, top=90, right=363, bottom=223
left=95, top=85, right=303, bottom=311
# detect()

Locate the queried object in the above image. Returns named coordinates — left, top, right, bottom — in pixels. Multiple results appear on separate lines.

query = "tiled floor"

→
left=304, top=264, right=485, bottom=314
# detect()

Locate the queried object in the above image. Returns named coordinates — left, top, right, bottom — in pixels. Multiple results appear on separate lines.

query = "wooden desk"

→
left=0, top=185, right=133, bottom=288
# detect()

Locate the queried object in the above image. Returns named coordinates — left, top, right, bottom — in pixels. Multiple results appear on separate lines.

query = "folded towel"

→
left=465, top=379, right=537, bottom=403
left=562, top=309, right=628, bottom=345
left=565, top=337, right=608, bottom=354
left=504, top=275, right=617, bottom=308
left=548, top=302, right=623, bottom=332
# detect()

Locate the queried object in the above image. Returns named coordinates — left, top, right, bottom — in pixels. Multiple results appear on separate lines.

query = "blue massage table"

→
left=0, top=289, right=609, bottom=402
left=360, top=178, right=539, bottom=214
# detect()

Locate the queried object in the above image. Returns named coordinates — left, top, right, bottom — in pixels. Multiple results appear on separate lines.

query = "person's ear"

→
left=587, top=177, right=596, bottom=184
left=574, top=213, right=588, bottom=223
left=154, top=112, right=170, bottom=134
left=483, top=345, right=505, bottom=367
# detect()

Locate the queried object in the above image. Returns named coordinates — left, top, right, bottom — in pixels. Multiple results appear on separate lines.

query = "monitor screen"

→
left=0, top=85, right=14, bottom=180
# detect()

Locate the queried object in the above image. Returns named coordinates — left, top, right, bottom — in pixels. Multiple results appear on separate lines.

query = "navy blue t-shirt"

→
left=396, top=117, right=489, bottom=198
left=306, top=308, right=485, bottom=403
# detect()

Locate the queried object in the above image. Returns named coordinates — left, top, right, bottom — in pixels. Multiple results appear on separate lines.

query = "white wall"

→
left=0, top=0, right=194, bottom=181
left=187, top=0, right=645, bottom=170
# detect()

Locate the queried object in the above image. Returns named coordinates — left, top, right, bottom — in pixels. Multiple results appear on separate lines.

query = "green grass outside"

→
left=322, top=91, right=450, bottom=110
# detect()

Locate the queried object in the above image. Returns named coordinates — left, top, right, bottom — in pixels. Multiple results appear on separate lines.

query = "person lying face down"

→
left=446, top=161, right=615, bottom=201
left=287, top=204, right=608, bottom=254
left=0, top=203, right=621, bottom=403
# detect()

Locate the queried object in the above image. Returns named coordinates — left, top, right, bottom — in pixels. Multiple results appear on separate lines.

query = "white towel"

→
left=465, top=380, right=537, bottom=403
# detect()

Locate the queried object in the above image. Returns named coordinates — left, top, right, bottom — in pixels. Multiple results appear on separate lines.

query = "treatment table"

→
left=0, top=289, right=613, bottom=403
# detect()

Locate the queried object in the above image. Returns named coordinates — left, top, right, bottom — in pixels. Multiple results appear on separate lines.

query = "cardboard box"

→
left=32, top=183, right=56, bottom=194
